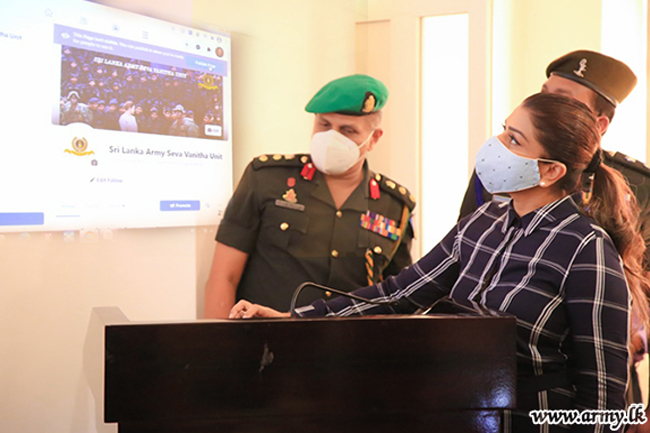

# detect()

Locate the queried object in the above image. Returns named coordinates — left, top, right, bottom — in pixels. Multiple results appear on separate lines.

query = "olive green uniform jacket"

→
left=217, top=154, right=416, bottom=311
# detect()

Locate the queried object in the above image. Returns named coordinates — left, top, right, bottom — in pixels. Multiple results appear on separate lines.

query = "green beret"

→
left=305, top=74, right=388, bottom=115
left=545, top=50, right=637, bottom=106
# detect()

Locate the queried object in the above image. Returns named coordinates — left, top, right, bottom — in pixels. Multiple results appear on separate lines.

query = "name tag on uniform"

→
left=275, top=199, right=305, bottom=212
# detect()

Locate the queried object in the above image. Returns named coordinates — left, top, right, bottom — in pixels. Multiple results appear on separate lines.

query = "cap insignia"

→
left=573, top=58, right=588, bottom=78
left=362, top=92, right=376, bottom=113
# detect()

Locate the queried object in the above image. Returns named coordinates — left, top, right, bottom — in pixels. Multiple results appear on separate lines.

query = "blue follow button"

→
left=160, top=201, right=201, bottom=211
left=0, top=212, right=45, bottom=226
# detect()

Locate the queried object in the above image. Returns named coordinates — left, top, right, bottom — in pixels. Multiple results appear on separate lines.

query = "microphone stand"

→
left=289, top=281, right=423, bottom=318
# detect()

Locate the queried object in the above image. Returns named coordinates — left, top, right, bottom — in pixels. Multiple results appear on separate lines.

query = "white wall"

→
left=492, top=0, right=602, bottom=132
left=0, top=1, right=361, bottom=432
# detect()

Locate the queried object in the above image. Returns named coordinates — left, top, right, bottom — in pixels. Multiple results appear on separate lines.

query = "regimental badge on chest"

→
left=360, top=210, right=401, bottom=241
left=282, top=177, right=298, bottom=203
left=276, top=176, right=305, bottom=211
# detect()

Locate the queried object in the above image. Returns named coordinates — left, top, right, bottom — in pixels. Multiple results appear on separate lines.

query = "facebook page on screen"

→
left=0, top=0, right=233, bottom=233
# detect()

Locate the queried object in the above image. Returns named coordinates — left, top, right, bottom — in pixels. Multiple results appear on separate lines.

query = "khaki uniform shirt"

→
left=217, top=154, right=415, bottom=311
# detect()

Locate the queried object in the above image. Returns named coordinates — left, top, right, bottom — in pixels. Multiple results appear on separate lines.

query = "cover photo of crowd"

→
left=57, top=45, right=226, bottom=140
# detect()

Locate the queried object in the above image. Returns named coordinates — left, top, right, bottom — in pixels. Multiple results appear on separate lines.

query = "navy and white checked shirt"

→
left=298, top=196, right=630, bottom=432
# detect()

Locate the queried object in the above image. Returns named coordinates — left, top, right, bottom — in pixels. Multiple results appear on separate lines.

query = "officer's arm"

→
left=204, top=242, right=249, bottom=319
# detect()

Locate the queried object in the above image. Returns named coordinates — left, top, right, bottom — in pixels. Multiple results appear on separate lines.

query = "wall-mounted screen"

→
left=0, top=0, right=233, bottom=233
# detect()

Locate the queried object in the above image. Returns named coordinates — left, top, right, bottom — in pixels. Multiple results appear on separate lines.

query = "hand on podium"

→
left=229, top=300, right=290, bottom=319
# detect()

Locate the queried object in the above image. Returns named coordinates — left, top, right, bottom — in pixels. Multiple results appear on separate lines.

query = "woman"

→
left=230, top=93, right=650, bottom=432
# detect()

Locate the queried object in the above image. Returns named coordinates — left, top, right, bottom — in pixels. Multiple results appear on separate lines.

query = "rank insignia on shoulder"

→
left=360, top=210, right=401, bottom=241
left=374, top=173, right=416, bottom=210
left=606, top=151, right=650, bottom=178
left=252, top=153, right=307, bottom=170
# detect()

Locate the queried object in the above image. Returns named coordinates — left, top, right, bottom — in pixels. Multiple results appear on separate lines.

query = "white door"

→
left=356, top=0, right=492, bottom=257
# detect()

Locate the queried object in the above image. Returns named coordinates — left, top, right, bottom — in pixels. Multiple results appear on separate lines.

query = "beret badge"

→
left=573, top=58, right=588, bottom=78
left=362, top=92, right=376, bottom=113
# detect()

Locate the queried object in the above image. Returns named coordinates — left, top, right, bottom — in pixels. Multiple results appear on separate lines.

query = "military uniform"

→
left=603, top=151, right=650, bottom=266
left=216, top=153, right=415, bottom=311
left=60, top=101, right=93, bottom=126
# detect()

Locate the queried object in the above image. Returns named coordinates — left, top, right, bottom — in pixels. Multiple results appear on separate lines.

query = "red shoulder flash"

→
left=301, top=163, right=316, bottom=181
left=370, top=178, right=380, bottom=200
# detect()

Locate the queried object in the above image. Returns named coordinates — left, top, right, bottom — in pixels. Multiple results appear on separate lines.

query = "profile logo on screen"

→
left=64, top=137, right=95, bottom=156
left=198, top=73, right=219, bottom=90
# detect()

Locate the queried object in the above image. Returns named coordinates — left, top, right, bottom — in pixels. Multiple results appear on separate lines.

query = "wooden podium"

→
left=95, top=306, right=516, bottom=433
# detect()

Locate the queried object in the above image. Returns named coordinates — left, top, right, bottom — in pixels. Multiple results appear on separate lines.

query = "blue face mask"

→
left=475, top=136, right=558, bottom=194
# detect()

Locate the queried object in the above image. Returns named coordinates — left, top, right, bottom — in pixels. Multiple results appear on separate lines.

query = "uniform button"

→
left=373, top=246, right=383, bottom=254
left=336, top=211, right=342, bottom=218
left=280, top=222, right=289, bottom=231
left=331, top=250, right=339, bottom=258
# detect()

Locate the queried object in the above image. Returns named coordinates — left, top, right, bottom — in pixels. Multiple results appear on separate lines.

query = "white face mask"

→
left=309, top=129, right=373, bottom=175
left=475, top=136, right=560, bottom=194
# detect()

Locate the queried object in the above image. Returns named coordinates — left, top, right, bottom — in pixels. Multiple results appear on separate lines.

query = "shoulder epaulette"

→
left=251, top=153, right=309, bottom=170
left=605, top=151, right=650, bottom=178
left=372, top=172, right=416, bottom=210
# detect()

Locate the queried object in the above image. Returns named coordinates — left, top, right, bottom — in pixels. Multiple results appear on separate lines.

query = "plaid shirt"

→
left=298, top=196, right=630, bottom=432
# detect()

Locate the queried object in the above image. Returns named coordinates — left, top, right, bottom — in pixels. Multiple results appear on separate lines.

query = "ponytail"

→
left=584, top=162, right=650, bottom=348
left=521, top=92, right=650, bottom=353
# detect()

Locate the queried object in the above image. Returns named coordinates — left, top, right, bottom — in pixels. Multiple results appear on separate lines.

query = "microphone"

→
left=288, top=281, right=427, bottom=318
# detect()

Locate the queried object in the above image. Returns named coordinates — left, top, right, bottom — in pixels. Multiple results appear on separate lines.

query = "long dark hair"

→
left=523, top=92, right=649, bottom=346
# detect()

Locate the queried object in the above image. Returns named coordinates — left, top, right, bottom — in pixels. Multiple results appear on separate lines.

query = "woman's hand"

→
left=229, top=300, right=290, bottom=319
